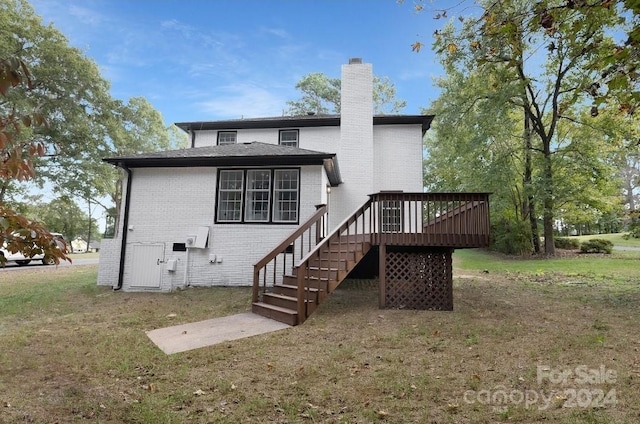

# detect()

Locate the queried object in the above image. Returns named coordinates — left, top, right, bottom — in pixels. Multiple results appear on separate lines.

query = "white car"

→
left=0, top=232, right=66, bottom=266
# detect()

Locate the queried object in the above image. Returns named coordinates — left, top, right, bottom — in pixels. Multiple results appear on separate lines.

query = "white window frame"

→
left=272, top=169, right=299, bottom=223
left=244, top=170, right=272, bottom=222
left=279, top=129, right=299, bottom=147
left=217, top=170, right=244, bottom=222
left=216, top=168, right=300, bottom=224
left=218, top=131, right=237, bottom=146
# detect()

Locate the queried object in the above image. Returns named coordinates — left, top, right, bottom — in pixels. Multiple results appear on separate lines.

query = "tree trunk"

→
left=523, top=113, right=540, bottom=253
left=86, top=198, right=92, bottom=253
left=542, top=139, right=555, bottom=255
left=0, top=179, right=8, bottom=205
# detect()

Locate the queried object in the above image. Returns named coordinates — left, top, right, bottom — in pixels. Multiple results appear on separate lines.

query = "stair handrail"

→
left=295, top=199, right=373, bottom=323
left=297, top=199, right=372, bottom=266
left=253, top=204, right=327, bottom=303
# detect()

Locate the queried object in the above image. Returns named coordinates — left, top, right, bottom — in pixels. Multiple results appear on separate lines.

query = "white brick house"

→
left=98, top=59, right=433, bottom=292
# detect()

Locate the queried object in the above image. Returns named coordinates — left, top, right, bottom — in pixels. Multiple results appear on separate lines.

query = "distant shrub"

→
left=554, top=237, right=580, bottom=250
left=491, top=218, right=533, bottom=255
left=627, top=211, right=640, bottom=238
left=580, top=239, right=613, bottom=254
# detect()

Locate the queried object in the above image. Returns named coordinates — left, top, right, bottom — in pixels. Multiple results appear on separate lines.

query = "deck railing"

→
left=252, top=204, right=328, bottom=303
left=369, top=192, right=491, bottom=247
left=252, top=192, right=490, bottom=323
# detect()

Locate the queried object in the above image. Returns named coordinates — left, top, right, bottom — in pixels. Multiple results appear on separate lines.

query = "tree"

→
left=1, top=0, right=188, bottom=236
left=423, top=66, right=538, bottom=254
left=18, top=195, right=94, bottom=242
left=0, top=0, right=113, bottom=203
left=0, top=56, right=69, bottom=264
left=417, top=0, right=634, bottom=255
left=286, top=72, right=407, bottom=115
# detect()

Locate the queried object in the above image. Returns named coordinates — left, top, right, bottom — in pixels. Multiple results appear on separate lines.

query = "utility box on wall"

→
left=185, top=226, right=210, bottom=249
left=194, top=226, right=209, bottom=248
left=166, top=259, right=177, bottom=272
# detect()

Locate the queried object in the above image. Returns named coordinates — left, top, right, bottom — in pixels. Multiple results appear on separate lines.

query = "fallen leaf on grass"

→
left=143, top=383, right=156, bottom=392
left=193, top=389, right=206, bottom=396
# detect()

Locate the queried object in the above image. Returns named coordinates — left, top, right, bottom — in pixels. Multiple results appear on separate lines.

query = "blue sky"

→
left=29, top=0, right=454, bottom=126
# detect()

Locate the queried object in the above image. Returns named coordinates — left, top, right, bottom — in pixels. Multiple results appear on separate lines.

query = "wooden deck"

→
left=252, top=192, right=490, bottom=325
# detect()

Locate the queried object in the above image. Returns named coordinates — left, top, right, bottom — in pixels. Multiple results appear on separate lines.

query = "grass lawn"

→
left=569, top=233, right=640, bottom=248
left=454, top=248, right=640, bottom=282
left=1, top=256, right=639, bottom=423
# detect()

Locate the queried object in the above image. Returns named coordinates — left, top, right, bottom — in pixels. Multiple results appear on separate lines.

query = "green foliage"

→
left=0, top=51, right=68, bottom=265
left=554, top=237, right=581, bottom=250
left=491, top=217, right=533, bottom=255
left=421, top=0, right=636, bottom=255
left=286, top=72, right=406, bottom=115
left=580, top=239, right=614, bottom=254
left=19, top=195, right=98, bottom=242
left=626, top=210, right=640, bottom=238
left=0, top=0, right=188, bottom=235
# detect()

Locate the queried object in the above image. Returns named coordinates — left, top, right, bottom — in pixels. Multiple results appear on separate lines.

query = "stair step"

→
left=308, top=258, right=351, bottom=270
left=252, top=302, right=297, bottom=326
left=273, top=284, right=321, bottom=299
left=255, top=235, right=373, bottom=326
left=264, top=292, right=315, bottom=310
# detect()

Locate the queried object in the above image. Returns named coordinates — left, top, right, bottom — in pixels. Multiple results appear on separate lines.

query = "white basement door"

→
left=129, top=243, right=164, bottom=288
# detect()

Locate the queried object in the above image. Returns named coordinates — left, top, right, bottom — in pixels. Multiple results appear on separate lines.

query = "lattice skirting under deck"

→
left=384, top=248, right=453, bottom=310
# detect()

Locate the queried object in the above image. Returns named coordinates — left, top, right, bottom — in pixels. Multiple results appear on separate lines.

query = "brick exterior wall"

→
left=373, top=124, right=424, bottom=192
left=101, top=166, right=324, bottom=291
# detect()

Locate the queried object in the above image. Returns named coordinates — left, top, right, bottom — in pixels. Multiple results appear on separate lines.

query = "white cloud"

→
left=68, top=4, right=104, bottom=26
left=197, top=83, right=289, bottom=119
left=259, top=27, right=289, bottom=39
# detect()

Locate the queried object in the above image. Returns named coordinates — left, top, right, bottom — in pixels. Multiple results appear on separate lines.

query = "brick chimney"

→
left=331, top=58, right=374, bottom=227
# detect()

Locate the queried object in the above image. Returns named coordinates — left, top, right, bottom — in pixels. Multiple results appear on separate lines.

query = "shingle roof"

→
left=103, top=142, right=342, bottom=185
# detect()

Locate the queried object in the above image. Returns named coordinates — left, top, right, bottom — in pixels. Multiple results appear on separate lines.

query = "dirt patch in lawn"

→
left=1, top=267, right=639, bottom=423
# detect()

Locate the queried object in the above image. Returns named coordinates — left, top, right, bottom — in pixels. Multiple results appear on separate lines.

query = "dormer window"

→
left=279, top=129, right=299, bottom=147
left=218, top=131, right=237, bottom=145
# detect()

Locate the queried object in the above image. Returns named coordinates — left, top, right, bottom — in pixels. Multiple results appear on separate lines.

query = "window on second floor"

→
left=279, top=129, right=299, bottom=147
left=218, top=131, right=237, bottom=145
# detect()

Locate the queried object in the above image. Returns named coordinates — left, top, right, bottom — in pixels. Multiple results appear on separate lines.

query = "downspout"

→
left=115, top=166, right=133, bottom=291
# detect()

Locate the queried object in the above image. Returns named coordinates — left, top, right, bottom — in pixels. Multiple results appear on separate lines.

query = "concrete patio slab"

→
left=146, top=312, right=290, bottom=354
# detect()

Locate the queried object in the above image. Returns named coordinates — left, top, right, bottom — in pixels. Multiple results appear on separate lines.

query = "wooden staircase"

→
left=252, top=192, right=491, bottom=326
left=252, top=236, right=371, bottom=325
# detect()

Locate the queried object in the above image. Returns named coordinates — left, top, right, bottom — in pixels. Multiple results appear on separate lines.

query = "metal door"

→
left=129, top=243, right=164, bottom=288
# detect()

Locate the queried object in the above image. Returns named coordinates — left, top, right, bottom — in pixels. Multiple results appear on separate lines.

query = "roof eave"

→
left=102, top=154, right=334, bottom=169
left=175, top=114, right=435, bottom=133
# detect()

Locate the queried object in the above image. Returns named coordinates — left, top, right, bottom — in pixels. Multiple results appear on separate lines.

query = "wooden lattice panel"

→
left=385, top=249, right=453, bottom=310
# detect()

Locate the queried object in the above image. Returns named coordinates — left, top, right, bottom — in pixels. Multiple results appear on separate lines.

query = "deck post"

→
left=378, top=243, right=386, bottom=308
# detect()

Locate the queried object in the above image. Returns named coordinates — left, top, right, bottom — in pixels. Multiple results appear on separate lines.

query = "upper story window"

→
left=279, top=129, right=299, bottom=147
left=216, top=168, right=300, bottom=224
left=218, top=131, right=237, bottom=146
